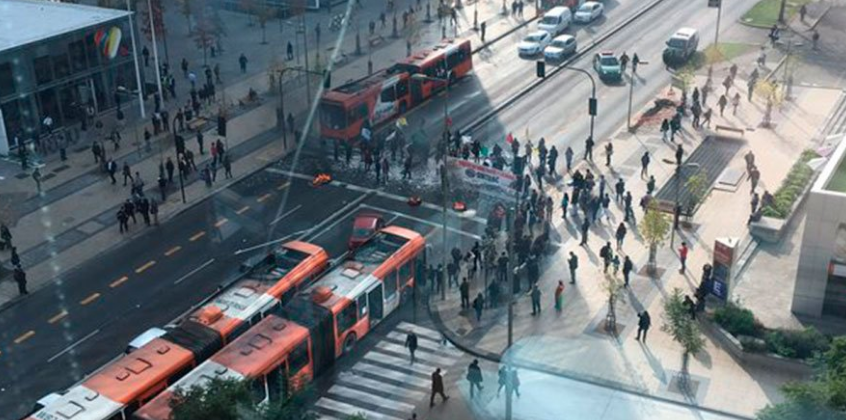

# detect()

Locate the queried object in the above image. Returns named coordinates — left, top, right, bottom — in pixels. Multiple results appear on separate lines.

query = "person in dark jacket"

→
left=467, top=359, right=484, bottom=398
left=430, top=368, right=449, bottom=406
left=636, top=311, right=651, bottom=342
left=405, top=331, right=418, bottom=364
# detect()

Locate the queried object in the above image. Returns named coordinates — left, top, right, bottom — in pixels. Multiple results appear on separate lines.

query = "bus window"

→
left=319, top=101, right=348, bottom=129
left=267, top=361, right=286, bottom=402
left=337, top=303, right=358, bottom=334
left=384, top=270, right=398, bottom=299
left=380, top=85, right=397, bottom=102
left=281, top=287, right=296, bottom=306
left=396, top=78, right=409, bottom=98
left=399, top=262, right=412, bottom=284
left=250, top=313, right=262, bottom=326
left=357, top=295, right=368, bottom=318
left=289, top=339, right=310, bottom=374
left=249, top=377, right=267, bottom=404
left=447, top=48, right=467, bottom=69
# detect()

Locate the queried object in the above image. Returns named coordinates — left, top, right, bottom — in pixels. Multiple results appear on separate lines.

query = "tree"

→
left=178, top=0, right=194, bottom=35
left=171, top=376, right=319, bottom=420
left=192, top=13, right=216, bottom=66
left=240, top=0, right=258, bottom=26
left=603, top=272, right=626, bottom=334
left=755, top=79, right=785, bottom=128
left=757, top=337, right=846, bottom=420
left=639, top=201, right=670, bottom=273
left=684, top=169, right=709, bottom=216
left=256, top=3, right=275, bottom=44
left=141, top=0, right=170, bottom=63
left=661, top=288, right=705, bottom=391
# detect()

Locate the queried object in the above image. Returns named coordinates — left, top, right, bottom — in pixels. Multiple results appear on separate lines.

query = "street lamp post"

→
left=277, top=66, right=330, bottom=148
left=562, top=66, right=597, bottom=142
left=669, top=162, right=700, bottom=246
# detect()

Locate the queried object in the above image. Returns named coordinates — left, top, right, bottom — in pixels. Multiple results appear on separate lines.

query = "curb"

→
left=0, top=137, right=292, bottom=315
left=427, top=295, right=754, bottom=420
left=739, top=0, right=831, bottom=30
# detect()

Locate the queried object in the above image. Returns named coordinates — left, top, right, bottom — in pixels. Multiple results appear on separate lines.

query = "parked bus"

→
left=130, top=226, right=426, bottom=419
left=24, top=241, right=328, bottom=420
left=319, top=39, right=473, bottom=143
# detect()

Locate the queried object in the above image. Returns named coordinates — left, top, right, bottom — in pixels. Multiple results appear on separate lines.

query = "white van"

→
left=538, top=6, right=572, bottom=36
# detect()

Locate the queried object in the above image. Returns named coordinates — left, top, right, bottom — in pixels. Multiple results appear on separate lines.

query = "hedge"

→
left=762, top=150, right=819, bottom=219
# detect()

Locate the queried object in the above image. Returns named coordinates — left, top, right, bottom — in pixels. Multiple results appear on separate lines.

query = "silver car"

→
left=544, top=35, right=577, bottom=60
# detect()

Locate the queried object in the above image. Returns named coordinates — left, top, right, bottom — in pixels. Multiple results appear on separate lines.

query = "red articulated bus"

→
left=131, top=226, right=426, bottom=420
left=25, top=241, right=328, bottom=420
left=319, top=39, right=473, bottom=143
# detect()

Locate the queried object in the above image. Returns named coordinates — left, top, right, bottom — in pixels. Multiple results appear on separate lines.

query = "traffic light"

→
left=536, top=61, right=546, bottom=79
left=589, top=98, right=598, bottom=116
left=323, top=70, right=331, bottom=89
left=217, top=115, right=227, bottom=137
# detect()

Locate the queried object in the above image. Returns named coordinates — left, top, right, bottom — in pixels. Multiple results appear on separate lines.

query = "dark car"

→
left=349, top=213, right=385, bottom=249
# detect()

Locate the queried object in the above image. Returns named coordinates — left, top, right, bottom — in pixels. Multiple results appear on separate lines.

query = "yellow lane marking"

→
left=257, top=193, right=272, bottom=203
left=110, top=276, right=129, bottom=288
left=14, top=331, right=35, bottom=344
left=80, top=293, right=101, bottom=306
left=48, top=311, right=68, bottom=324
left=164, top=246, right=182, bottom=256
left=190, top=231, right=206, bottom=241
left=236, top=205, right=251, bottom=215
left=135, top=260, right=156, bottom=274
left=277, top=182, right=291, bottom=191
left=214, top=218, right=229, bottom=228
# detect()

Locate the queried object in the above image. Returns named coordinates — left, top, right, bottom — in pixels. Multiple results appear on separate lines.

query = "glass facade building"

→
left=0, top=0, right=137, bottom=155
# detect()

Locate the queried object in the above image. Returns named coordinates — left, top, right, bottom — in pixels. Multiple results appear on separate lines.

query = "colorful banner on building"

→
left=446, top=157, right=519, bottom=202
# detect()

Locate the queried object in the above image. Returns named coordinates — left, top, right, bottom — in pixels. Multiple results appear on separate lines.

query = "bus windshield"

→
left=319, top=101, right=347, bottom=130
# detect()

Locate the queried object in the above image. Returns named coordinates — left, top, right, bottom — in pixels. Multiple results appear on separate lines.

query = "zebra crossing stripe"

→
left=376, top=341, right=457, bottom=366
left=396, top=322, right=444, bottom=341
left=351, top=361, right=430, bottom=388
left=327, top=385, right=416, bottom=413
left=363, top=352, right=446, bottom=377
left=337, top=372, right=427, bottom=401
left=385, top=331, right=464, bottom=357
left=315, top=398, right=403, bottom=420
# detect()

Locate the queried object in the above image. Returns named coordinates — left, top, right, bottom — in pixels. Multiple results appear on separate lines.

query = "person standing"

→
left=600, top=242, right=613, bottom=273
left=139, top=198, right=151, bottom=226
left=496, top=366, right=508, bottom=397
left=122, top=162, right=132, bottom=186
left=554, top=281, right=565, bottom=311
left=473, top=292, right=485, bottom=322
left=430, top=368, right=449, bottom=407
left=223, top=154, right=233, bottom=179
left=405, top=331, right=418, bottom=364
left=568, top=252, right=578, bottom=284
left=467, top=359, right=484, bottom=398
left=460, top=277, right=470, bottom=309
left=622, top=256, right=634, bottom=286
left=675, top=144, right=684, bottom=166
left=751, top=191, right=760, bottom=214
left=14, top=266, right=28, bottom=295
left=800, top=4, right=807, bottom=22
left=679, top=241, right=689, bottom=273
left=564, top=146, right=574, bottom=172
left=510, top=369, right=521, bottom=398
left=196, top=130, right=205, bottom=154
left=530, top=284, right=542, bottom=316
left=749, top=166, right=760, bottom=193
left=615, top=222, right=627, bottom=250
left=117, top=209, right=129, bottom=233
left=584, top=137, right=594, bottom=162
left=636, top=311, right=651, bottom=342
left=497, top=252, right=509, bottom=283
left=604, top=142, right=613, bottom=167
left=150, top=199, right=159, bottom=225
left=239, top=53, right=248, bottom=73
left=10, top=246, right=21, bottom=268
left=718, top=94, right=728, bottom=116
left=0, top=223, right=12, bottom=251
left=560, top=192, right=569, bottom=220
left=640, top=151, right=650, bottom=178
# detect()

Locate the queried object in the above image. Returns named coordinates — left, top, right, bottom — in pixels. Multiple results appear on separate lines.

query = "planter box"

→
left=700, top=319, right=813, bottom=377
left=749, top=171, right=818, bottom=244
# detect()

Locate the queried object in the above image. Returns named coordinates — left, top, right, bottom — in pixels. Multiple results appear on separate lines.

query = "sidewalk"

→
left=429, top=35, right=841, bottom=417
left=0, top=1, right=537, bottom=306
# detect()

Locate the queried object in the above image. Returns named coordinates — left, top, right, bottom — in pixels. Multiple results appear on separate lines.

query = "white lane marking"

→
left=351, top=361, right=430, bottom=388
left=234, top=230, right=309, bottom=256
left=385, top=331, right=464, bottom=357
left=269, top=204, right=303, bottom=226
left=48, top=329, right=100, bottom=363
left=314, top=398, right=402, bottom=420
left=174, top=258, right=216, bottom=285
left=375, top=341, right=457, bottom=366
left=363, top=352, right=447, bottom=377
left=327, top=385, right=416, bottom=413
left=336, top=372, right=427, bottom=401
left=359, top=204, right=483, bottom=240
left=397, top=321, right=451, bottom=342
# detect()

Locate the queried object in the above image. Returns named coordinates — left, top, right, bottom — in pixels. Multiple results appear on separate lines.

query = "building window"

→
left=69, top=40, right=87, bottom=72
left=34, top=56, right=53, bottom=85
left=288, top=339, right=310, bottom=374
left=53, top=54, right=71, bottom=79
left=85, top=34, right=100, bottom=68
left=0, top=63, right=14, bottom=97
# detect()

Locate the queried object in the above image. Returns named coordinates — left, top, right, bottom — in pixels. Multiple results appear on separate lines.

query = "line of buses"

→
left=26, top=225, right=426, bottom=420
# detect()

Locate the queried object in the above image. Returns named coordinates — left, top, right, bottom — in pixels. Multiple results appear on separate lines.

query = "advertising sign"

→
left=446, top=157, right=518, bottom=202
left=711, top=237, right=737, bottom=301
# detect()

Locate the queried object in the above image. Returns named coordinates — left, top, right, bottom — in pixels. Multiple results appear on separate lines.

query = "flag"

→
left=446, top=116, right=453, bottom=127
left=506, top=133, right=514, bottom=144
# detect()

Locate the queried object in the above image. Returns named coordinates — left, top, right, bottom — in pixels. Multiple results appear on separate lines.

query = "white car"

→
left=518, top=31, right=553, bottom=56
left=574, top=1, right=604, bottom=23
left=544, top=35, right=577, bottom=60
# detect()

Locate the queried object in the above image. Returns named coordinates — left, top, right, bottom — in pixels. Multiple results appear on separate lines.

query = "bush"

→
left=739, top=336, right=768, bottom=353
left=765, top=327, right=831, bottom=360
left=713, top=303, right=759, bottom=337
left=762, top=150, right=819, bottom=219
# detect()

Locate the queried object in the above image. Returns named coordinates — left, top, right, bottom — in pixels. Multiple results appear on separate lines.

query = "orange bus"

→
left=25, top=241, right=328, bottom=420
left=319, top=39, right=473, bottom=143
left=129, top=226, right=426, bottom=419
left=132, top=315, right=312, bottom=420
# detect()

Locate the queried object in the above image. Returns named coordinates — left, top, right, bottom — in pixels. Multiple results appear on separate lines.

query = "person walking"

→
left=497, top=252, right=509, bottom=283
left=622, top=255, right=634, bottom=286
left=703, top=107, right=713, bottom=128
left=473, top=292, right=485, bottom=321
left=636, top=311, right=651, bottom=342
left=405, top=331, right=418, bottom=364
left=430, top=368, right=449, bottom=407
left=105, top=159, right=117, bottom=184
left=579, top=218, right=590, bottom=246
left=564, top=146, right=574, bottom=172
left=530, top=284, right=542, bottom=316
left=150, top=199, right=159, bottom=225
left=660, top=118, right=670, bottom=142
left=496, top=366, right=508, bottom=397
left=0, top=223, right=12, bottom=251
left=568, top=252, right=578, bottom=284
left=196, top=130, right=205, bottom=155
left=751, top=191, right=760, bottom=214
left=459, top=277, right=470, bottom=309
left=675, top=143, right=684, bottom=166
left=732, top=92, right=741, bottom=115
left=10, top=246, right=21, bottom=268
left=14, top=266, right=28, bottom=295
left=678, top=241, right=689, bottom=273
left=600, top=242, right=613, bottom=273
left=615, top=222, right=627, bottom=250
left=117, top=209, right=129, bottom=233
left=32, top=168, right=43, bottom=193
left=223, top=154, right=233, bottom=179
left=238, top=53, right=248, bottom=73
left=749, top=165, right=760, bottom=193
left=122, top=162, right=133, bottom=186
left=584, top=137, right=594, bottom=162
left=510, top=369, right=521, bottom=398
left=467, top=359, right=484, bottom=398
left=619, top=51, right=629, bottom=73
left=718, top=94, right=728, bottom=116
left=604, top=142, right=613, bottom=167
left=640, top=151, right=650, bottom=178
left=632, top=53, right=640, bottom=74
left=800, top=4, right=807, bottom=22
left=554, top=281, right=565, bottom=311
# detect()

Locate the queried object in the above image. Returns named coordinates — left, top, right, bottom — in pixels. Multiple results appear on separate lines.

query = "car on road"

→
left=544, top=35, right=577, bottom=60
left=593, top=51, right=622, bottom=82
left=349, top=213, right=385, bottom=249
left=538, top=6, right=573, bottom=35
left=574, top=1, right=604, bottom=23
left=518, top=31, right=553, bottom=56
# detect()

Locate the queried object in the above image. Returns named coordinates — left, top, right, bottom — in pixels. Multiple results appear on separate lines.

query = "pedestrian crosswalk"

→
left=312, top=322, right=465, bottom=420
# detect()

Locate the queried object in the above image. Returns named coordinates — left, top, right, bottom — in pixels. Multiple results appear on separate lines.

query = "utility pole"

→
left=562, top=66, right=597, bottom=142
left=441, top=74, right=451, bottom=302
left=147, top=0, right=164, bottom=107
left=126, top=0, right=145, bottom=120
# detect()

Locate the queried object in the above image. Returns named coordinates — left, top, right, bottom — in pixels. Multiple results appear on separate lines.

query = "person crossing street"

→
left=405, top=331, right=418, bottom=364
left=430, top=368, right=450, bottom=407
left=467, top=359, right=484, bottom=398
